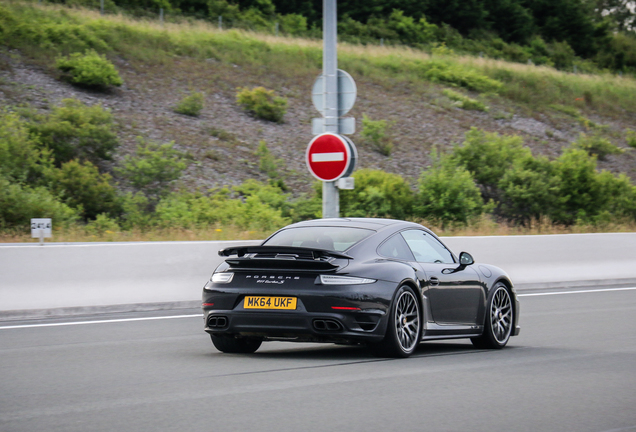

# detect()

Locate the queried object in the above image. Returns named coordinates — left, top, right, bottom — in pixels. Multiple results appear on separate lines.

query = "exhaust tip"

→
left=313, top=319, right=342, bottom=332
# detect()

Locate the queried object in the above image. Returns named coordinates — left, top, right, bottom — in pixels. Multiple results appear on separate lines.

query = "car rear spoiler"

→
left=219, top=246, right=353, bottom=271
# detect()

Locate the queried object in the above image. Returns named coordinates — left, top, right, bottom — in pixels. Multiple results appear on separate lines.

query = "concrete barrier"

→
left=0, top=240, right=259, bottom=317
left=1, top=233, right=635, bottom=318
left=442, top=233, right=636, bottom=289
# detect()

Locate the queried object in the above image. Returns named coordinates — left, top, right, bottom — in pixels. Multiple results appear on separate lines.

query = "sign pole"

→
left=322, top=0, right=339, bottom=218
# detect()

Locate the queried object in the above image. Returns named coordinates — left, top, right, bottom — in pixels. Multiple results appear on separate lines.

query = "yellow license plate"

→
left=244, top=296, right=297, bottom=310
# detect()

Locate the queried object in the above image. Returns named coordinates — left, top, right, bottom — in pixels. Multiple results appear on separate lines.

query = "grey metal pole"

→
left=160, top=8, right=164, bottom=25
left=219, top=16, right=223, bottom=30
left=100, top=0, right=104, bottom=15
left=322, top=0, right=339, bottom=218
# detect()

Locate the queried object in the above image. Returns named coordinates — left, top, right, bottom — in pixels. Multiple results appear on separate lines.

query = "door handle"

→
left=429, top=277, right=439, bottom=286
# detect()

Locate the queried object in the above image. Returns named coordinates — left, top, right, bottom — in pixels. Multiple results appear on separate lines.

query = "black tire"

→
left=211, top=334, right=262, bottom=354
left=471, top=282, right=513, bottom=349
left=370, top=285, right=421, bottom=358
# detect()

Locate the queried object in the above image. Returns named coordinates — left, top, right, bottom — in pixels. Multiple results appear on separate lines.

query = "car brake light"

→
left=211, top=273, right=234, bottom=283
left=319, top=275, right=376, bottom=285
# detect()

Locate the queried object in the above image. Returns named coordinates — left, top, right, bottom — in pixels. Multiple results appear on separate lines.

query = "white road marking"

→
left=1, top=287, right=634, bottom=330
left=518, top=287, right=636, bottom=297
left=311, top=152, right=344, bottom=162
left=0, top=314, right=203, bottom=330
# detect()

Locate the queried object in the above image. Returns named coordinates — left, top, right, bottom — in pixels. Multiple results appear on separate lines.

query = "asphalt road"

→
left=1, top=287, right=635, bottom=432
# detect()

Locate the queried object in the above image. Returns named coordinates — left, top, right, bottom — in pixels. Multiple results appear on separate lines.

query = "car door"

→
left=400, top=229, right=483, bottom=326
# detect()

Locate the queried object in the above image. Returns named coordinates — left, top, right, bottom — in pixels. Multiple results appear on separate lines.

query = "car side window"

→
left=400, top=230, right=455, bottom=264
left=378, top=234, right=415, bottom=261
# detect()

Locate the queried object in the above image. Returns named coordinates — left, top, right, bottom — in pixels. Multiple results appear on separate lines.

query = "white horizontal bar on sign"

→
left=312, top=152, right=345, bottom=162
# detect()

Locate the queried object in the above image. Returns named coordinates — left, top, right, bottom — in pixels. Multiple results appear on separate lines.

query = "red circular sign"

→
left=306, top=133, right=352, bottom=182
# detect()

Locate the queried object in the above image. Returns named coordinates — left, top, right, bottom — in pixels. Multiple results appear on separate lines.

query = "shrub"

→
left=154, top=181, right=291, bottom=231
left=46, top=160, right=121, bottom=221
left=119, top=192, right=153, bottom=230
left=255, top=141, right=282, bottom=180
left=116, top=139, right=187, bottom=198
left=0, top=175, right=79, bottom=230
left=415, top=153, right=485, bottom=225
left=573, top=134, right=624, bottom=161
left=26, top=99, right=119, bottom=166
left=84, top=213, right=121, bottom=237
left=236, top=86, right=287, bottom=122
left=452, top=128, right=531, bottom=200
left=552, top=148, right=621, bottom=224
left=340, top=169, right=414, bottom=219
left=627, top=129, right=636, bottom=149
left=413, top=60, right=503, bottom=93
left=498, top=155, right=564, bottom=223
left=56, top=49, right=123, bottom=89
left=174, top=92, right=204, bottom=117
left=360, top=114, right=393, bottom=156
left=0, top=110, right=52, bottom=184
left=442, top=89, right=488, bottom=111
left=278, top=13, right=308, bottom=35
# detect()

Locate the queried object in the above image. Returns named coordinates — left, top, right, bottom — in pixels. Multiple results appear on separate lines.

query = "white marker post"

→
left=31, top=218, right=52, bottom=246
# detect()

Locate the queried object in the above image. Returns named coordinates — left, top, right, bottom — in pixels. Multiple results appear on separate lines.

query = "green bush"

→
left=497, top=145, right=636, bottom=225
left=340, top=169, right=414, bottom=220
left=84, top=213, right=121, bottom=236
left=56, top=50, right=123, bottom=89
left=255, top=141, right=282, bottom=181
left=0, top=175, right=79, bottom=230
left=413, top=60, right=503, bottom=93
left=498, top=155, right=564, bottom=223
left=236, top=86, right=287, bottom=123
left=0, top=110, right=52, bottom=184
left=452, top=128, right=531, bottom=200
left=115, top=139, right=187, bottom=198
left=118, top=192, right=153, bottom=230
left=573, top=134, right=624, bottom=161
left=174, top=91, right=204, bottom=117
left=154, top=181, right=291, bottom=231
left=415, top=153, right=485, bottom=225
left=442, top=89, right=488, bottom=111
left=46, top=160, right=121, bottom=221
left=26, top=99, right=119, bottom=166
left=552, top=148, right=634, bottom=224
left=626, top=129, right=636, bottom=149
left=278, top=13, right=308, bottom=35
left=360, top=114, right=393, bottom=156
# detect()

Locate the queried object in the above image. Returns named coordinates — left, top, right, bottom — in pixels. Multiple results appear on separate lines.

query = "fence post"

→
left=219, top=16, right=223, bottom=30
left=160, top=8, right=164, bottom=25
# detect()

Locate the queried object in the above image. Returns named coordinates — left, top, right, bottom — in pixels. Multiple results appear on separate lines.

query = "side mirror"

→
left=459, top=252, right=474, bottom=266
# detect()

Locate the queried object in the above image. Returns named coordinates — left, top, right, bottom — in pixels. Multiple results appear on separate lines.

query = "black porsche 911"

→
left=202, top=218, right=520, bottom=358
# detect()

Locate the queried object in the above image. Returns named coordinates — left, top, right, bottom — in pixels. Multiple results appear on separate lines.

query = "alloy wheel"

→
left=490, top=286, right=512, bottom=344
left=394, top=290, right=420, bottom=352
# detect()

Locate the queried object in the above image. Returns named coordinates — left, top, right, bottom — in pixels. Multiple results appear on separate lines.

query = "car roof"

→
left=284, top=218, right=423, bottom=232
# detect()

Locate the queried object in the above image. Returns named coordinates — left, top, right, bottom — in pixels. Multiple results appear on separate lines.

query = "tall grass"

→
left=3, top=215, right=635, bottom=243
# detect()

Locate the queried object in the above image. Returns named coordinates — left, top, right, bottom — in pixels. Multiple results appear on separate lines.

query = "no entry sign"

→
left=306, top=133, right=356, bottom=182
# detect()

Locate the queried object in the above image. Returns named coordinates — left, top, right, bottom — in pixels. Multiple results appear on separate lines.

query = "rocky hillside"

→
left=1, top=6, right=635, bottom=197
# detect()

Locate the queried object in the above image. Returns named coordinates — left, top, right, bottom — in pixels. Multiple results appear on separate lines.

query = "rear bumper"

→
left=203, top=309, right=387, bottom=343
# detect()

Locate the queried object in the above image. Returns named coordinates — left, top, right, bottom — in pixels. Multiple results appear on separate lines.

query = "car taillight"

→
left=211, top=272, right=234, bottom=283
left=319, top=275, right=376, bottom=285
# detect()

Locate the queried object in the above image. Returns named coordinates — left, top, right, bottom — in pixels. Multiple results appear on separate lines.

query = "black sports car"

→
left=203, top=218, right=520, bottom=357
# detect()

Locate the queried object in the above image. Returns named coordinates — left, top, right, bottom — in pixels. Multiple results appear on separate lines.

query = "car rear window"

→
left=263, top=227, right=374, bottom=252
